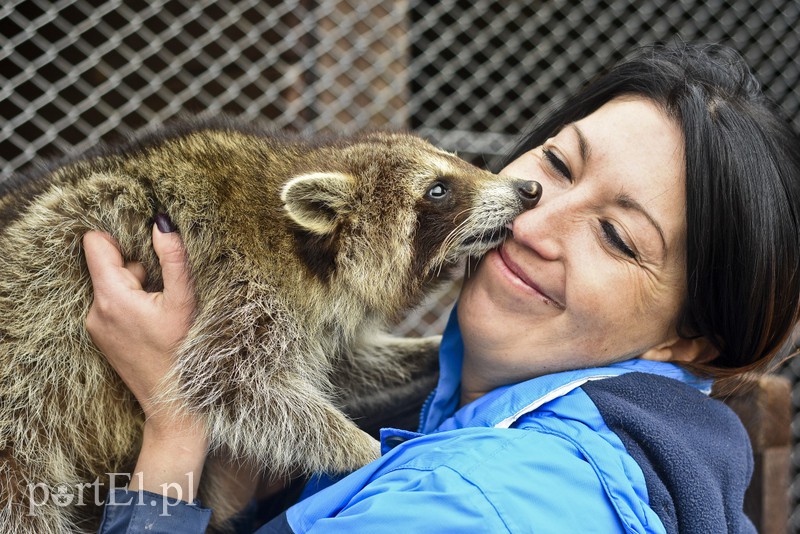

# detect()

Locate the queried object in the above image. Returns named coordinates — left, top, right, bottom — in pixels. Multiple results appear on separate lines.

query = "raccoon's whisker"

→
left=438, top=224, right=463, bottom=255
left=437, top=216, right=474, bottom=263
left=452, top=210, right=478, bottom=239
left=432, top=217, right=477, bottom=276
left=451, top=206, right=476, bottom=225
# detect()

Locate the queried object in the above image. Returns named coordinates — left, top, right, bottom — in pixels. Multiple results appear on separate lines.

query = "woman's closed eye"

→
left=541, top=143, right=640, bottom=261
left=600, top=220, right=637, bottom=259
left=542, top=148, right=573, bottom=182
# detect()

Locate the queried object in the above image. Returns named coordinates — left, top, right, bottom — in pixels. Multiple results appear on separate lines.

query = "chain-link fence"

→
left=3, top=0, right=800, bottom=528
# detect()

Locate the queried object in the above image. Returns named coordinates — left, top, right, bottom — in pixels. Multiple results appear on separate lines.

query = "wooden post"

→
left=722, top=374, right=791, bottom=534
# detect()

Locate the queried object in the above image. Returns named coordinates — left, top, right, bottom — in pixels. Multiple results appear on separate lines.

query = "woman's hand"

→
left=84, top=217, right=207, bottom=501
left=84, top=217, right=194, bottom=432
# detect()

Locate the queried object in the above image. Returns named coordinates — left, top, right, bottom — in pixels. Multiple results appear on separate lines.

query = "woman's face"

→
left=458, top=97, right=691, bottom=396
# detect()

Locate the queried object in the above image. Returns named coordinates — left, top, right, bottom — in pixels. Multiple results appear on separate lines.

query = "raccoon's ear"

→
left=281, top=172, right=354, bottom=235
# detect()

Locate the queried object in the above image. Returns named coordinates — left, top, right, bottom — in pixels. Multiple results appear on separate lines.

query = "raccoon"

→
left=0, top=116, right=540, bottom=532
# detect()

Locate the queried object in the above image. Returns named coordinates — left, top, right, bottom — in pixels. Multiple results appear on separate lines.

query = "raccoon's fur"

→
left=0, top=116, right=540, bottom=532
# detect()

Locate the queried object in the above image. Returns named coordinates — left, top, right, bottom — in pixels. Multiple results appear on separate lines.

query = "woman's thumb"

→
left=152, top=214, right=193, bottom=307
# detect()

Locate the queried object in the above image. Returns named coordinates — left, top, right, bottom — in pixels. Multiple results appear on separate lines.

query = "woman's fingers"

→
left=151, top=217, right=194, bottom=311
left=83, top=221, right=197, bottom=422
left=125, top=261, right=147, bottom=286
left=83, top=231, right=131, bottom=291
left=83, top=230, right=148, bottom=291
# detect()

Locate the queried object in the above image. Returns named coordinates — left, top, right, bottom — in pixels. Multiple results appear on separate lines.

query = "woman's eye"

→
left=600, top=221, right=637, bottom=259
left=426, top=182, right=448, bottom=199
left=543, top=148, right=573, bottom=182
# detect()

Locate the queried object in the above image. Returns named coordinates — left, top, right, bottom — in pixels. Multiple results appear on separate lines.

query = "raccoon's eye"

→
left=426, top=182, right=449, bottom=200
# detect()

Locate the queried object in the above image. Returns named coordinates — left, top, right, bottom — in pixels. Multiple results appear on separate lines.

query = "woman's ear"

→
left=641, top=335, right=719, bottom=364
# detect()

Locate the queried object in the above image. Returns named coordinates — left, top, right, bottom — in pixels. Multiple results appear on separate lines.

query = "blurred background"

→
left=2, top=0, right=799, bottom=529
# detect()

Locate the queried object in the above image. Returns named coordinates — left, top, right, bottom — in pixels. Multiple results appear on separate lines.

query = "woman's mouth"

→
left=495, top=245, right=565, bottom=310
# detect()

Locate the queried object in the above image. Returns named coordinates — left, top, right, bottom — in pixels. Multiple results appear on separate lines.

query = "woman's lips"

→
left=495, top=245, right=565, bottom=310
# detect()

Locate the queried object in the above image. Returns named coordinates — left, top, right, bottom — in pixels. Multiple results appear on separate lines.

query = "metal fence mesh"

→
left=2, top=0, right=800, bottom=527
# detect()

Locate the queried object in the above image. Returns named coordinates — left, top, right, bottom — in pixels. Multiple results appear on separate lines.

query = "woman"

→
left=88, top=42, right=800, bottom=532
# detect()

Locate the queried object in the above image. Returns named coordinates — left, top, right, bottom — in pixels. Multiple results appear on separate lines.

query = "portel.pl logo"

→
left=27, top=472, right=195, bottom=517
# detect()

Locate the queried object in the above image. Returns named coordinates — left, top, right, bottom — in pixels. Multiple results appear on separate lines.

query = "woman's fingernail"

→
left=155, top=213, right=176, bottom=233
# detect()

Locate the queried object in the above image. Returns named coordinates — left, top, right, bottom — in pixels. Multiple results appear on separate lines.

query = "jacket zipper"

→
left=417, top=388, right=438, bottom=433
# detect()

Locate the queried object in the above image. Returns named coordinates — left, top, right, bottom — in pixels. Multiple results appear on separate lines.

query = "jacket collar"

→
left=420, top=305, right=713, bottom=434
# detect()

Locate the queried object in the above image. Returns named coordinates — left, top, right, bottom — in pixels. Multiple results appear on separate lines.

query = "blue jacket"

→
left=99, top=308, right=756, bottom=533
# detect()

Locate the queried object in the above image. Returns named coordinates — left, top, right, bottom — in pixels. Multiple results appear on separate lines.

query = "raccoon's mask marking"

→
left=412, top=176, right=464, bottom=279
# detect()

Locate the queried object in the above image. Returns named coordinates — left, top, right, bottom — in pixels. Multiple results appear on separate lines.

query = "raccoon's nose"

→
left=515, top=180, right=542, bottom=210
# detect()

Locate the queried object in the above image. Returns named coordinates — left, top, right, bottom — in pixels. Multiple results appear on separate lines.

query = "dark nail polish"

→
left=155, top=213, right=176, bottom=233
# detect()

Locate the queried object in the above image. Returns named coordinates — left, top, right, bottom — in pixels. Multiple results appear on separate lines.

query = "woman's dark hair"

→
left=499, top=41, right=800, bottom=377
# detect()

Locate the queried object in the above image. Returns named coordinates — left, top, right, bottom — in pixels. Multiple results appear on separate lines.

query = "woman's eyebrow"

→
left=615, top=193, right=667, bottom=254
left=570, top=124, right=591, bottom=164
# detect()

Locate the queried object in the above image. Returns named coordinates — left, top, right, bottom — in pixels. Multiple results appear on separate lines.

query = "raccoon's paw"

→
left=315, top=427, right=380, bottom=474
left=342, top=430, right=382, bottom=471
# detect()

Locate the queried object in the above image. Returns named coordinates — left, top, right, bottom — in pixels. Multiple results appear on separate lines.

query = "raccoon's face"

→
left=407, top=148, right=541, bottom=274
left=280, top=133, right=540, bottom=314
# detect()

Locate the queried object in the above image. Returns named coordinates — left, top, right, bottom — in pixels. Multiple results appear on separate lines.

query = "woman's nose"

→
left=512, top=188, right=567, bottom=261
left=514, top=179, right=542, bottom=211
